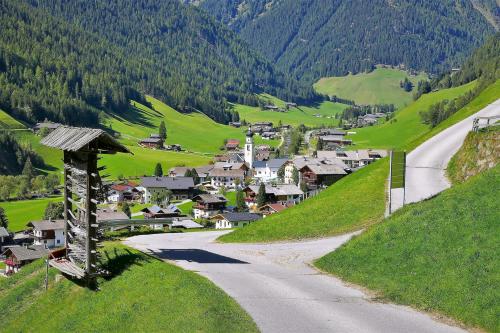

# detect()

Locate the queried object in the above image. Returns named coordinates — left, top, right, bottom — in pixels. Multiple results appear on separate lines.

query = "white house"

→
left=210, top=212, right=261, bottom=229
left=209, top=168, right=245, bottom=189
left=253, top=158, right=288, bottom=183
left=26, top=220, right=65, bottom=248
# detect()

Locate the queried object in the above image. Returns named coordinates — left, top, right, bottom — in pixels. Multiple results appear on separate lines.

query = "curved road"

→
left=126, top=231, right=465, bottom=333
left=404, top=99, right=500, bottom=204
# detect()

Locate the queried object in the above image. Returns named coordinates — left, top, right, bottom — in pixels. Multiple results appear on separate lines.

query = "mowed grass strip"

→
left=0, top=109, right=25, bottom=129
left=0, top=243, right=258, bottom=333
left=315, top=166, right=500, bottom=332
left=219, top=158, right=388, bottom=243
left=1, top=196, right=63, bottom=232
left=314, top=67, right=428, bottom=109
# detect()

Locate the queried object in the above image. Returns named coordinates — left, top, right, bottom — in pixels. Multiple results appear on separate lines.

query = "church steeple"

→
left=244, top=129, right=254, bottom=168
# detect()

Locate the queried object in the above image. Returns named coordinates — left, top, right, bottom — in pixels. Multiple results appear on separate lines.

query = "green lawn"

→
left=315, top=166, right=500, bottom=333
left=0, top=109, right=25, bottom=129
left=219, top=159, right=388, bottom=243
left=1, top=196, right=62, bottom=232
left=314, top=67, right=428, bottom=109
left=233, top=93, right=347, bottom=127
left=347, top=79, right=500, bottom=151
left=0, top=242, right=258, bottom=333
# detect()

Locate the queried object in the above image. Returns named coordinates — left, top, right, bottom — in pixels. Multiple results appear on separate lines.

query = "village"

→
left=0, top=119, right=387, bottom=275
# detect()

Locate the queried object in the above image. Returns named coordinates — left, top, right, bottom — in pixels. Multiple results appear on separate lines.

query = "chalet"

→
left=299, top=161, right=349, bottom=189
left=285, top=102, right=297, bottom=109
left=357, top=114, right=385, bottom=127
left=229, top=122, right=242, bottom=128
left=192, top=194, right=228, bottom=219
left=314, top=128, right=346, bottom=137
left=26, top=219, right=65, bottom=249
left=166, top=144, right=182, bottom=151
left=141, top=205, right=182, bottom=219
left=263, top=105, right=279, bottom=111
left=255, top=149, right=271, bottom=161
left=169, top=165, right=214, bottom=183
left=251, top=122, right=273, bottom=134
left=209, top=168, right=245, bottom=189
left=244, top=184, right=303, bottom=208
left=259, top=203, right=288, bottom=217
left=225, top=139, right=240, bottom=151
left=139, top=136, right=164, bottom=149
left=318, top=135, right=352, bottom=149
left=211, top=212, right=261, bottom=229
left=317, top=149, right=387, bottom=169
left=141, top=176, right=195, bottom=203
left=261, top=131, right=278, bottom=140
left=170, top=219, right=203, bottom=229
left=213, top=162, right=249, bottom=173
left=33, top=121, right=61, bottom=134
left=284, top=156, right=347, bottom=184
left=253, top=158, right=288, bottom=183
left=107, top=181, right=141, bottom=203
left=3, top=245, right=49, bottom=274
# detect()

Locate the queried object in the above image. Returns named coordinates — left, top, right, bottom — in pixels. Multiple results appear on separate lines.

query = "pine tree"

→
left=122, top=202, right=131, bottom=218
left=22, top=157, right=35, bottom=180
left=0, top=207, right=8, bottom=228
left=159, top=121, right=167, bottom=141
left=154, top=163, right=163, bottom=177
left=235, top=190, right=246, bottom=212
left=256, top=183, right=267, bottom=208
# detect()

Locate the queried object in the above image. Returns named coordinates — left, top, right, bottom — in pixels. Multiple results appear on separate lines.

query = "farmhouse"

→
left=299, top=162, right=349, bottom=189
left=169, top=165, right=214, bottom=183
left=263, top=105, right=279, bottom=111
left=259, top=203, right=288, bottom=217
left=318, top=135, right=353, bottom=149
left=317, top=149, right=388, bottom=168
left=33, top=121, right=61, bottom=134
left=315, top=128, right=346, bottom=137
left=211, top=212, right=261, bottom=229
left=170, top=219, right=203, bottom=229
left=244, top=184, right=303, bottom=208
left=283, top=156, right=348, bottom=185
left=3, top=245, right=49, bottom=274
left=141, top=205, right=182, bottom=219
left=192, top=194, right=228, bottom=219
left=229, top=122, right=241, bottom=128
left=107, top=182, right=141, bottom=203
left=250, top=122, right=273, bottom=134
left=26, top=219, right=65, bottom=249
left=261, top=131, right=278, bottom=140
left=253, top=158, right=288, bottom=183
left=209, top=168, right=245, bottom=189
left=139, top=135, right=164, bottom=149
left=225, top=139, right=240, bottom=151
left=141, top=176, right=195, bottom=203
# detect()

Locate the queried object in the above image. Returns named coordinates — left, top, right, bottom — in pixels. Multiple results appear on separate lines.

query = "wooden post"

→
left=85, top=153, right=98, bottom=278
left=63, top=152, right=72, bottom=257
left=388, top=150, right=393, bottom=215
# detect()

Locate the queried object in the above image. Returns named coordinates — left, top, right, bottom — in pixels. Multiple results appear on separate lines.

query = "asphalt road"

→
left=125, top=231, right=466, bottom=333
left=403, top=99, right=500, bottom=205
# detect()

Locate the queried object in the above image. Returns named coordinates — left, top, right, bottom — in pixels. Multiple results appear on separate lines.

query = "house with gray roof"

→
left=3, top=245, right=49, bottom=274
left=253, top=158, right=289, bottom=183
left=210, top=212, right=261, bottom=229
left=209, top=168, right=245, bottom=189
left=26, top=220, right=65, bottom=249
left=317, top=149, right=387, bottom=169
left=192, top=194, right=228, bottom=219
left=140, top=176, right=195, bottom=203
left=244, top=184, right=304, bottom=208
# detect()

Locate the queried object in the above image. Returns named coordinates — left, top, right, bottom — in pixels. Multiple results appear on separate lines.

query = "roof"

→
left=169, top=166, right=189, bottom=176
left=35, top=122, right=61, bottom=130
left=193, top=194, right=227, bottom=204
left=41, top=126, right=130, bottom=153
left=141, top=205, right=180, bottom=215
left=319, top=135, right=351, bottom=142
left=141, top=177, right=195, bottom=190
left=227, top=139, right=240, bottom=145
left=140, top=138, right=163, bottom=144
left=209, top=168, right=245, bottom=177
left=0, top=227, right=9, bottom=237
left=213, top=212, right=262, bottom=222
left=4, top=245, right=49, bottom=261
left=301, top=163, right=348, bottom=175
left=171, top=219, right=203, bottom=229
left=247, top=184, right=303, bottom=196
left=260, top=203, right=287, bottom=213
left=27, top=220, right=65, bottom=231
left=253, top=158, right=288, bottom=170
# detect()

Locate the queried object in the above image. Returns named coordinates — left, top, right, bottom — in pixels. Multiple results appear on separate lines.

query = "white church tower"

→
left=244, top=129, right=254, bottom=168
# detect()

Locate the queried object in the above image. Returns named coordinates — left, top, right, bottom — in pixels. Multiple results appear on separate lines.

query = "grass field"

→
left=314, top=67, right=428, bottom=109
left=233, top=94, right=347, bottom=127
left=219, top=159, right=388, bottom=243
left=0, top=109, right=25, bottom=129
left=0, top=196, right=63, bottom=232
left=346, top=80, right=490, bottom=150
left=0, top=242, right=258, bottom=333
left=315, top=166, right=500, bottom=332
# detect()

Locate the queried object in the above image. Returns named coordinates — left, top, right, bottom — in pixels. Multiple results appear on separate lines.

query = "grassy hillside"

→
left=314, top=67, right=428, bottom=108
left=0, top=109, right=25, bottom=129
left=0, top=196, right=63, bottom=232
left=448, top=127, right=500, bottom=184
left=315, top=166, right=500, bottom=333
left=0, top=243, right=258, bottom=333
left=219, top=158, right=388, bottom=242
left=220, top=79, right=500, bottom=243
left=233, top=94, right=347, bottom=127
left=348, top=80, right=500, bottom=150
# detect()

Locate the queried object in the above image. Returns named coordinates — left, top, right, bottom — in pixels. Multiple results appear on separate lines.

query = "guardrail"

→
left=472, top=115, right=500, bottom=132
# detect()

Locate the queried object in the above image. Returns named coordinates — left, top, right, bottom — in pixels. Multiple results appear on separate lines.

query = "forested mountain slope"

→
left=191, top=0, right=498, bottom=81
left=0, top=0, right=315, bottom=126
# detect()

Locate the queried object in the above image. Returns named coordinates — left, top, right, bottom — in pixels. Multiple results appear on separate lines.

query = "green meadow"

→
left=0, top=109, right=25, bottom=129
left=316, top=166, right=500, bottom=332
left=314, top=67, right=428, bottom=108
left=1, top=196, right=63, bottom=232
left=0, top=243, right=258, bottom=333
